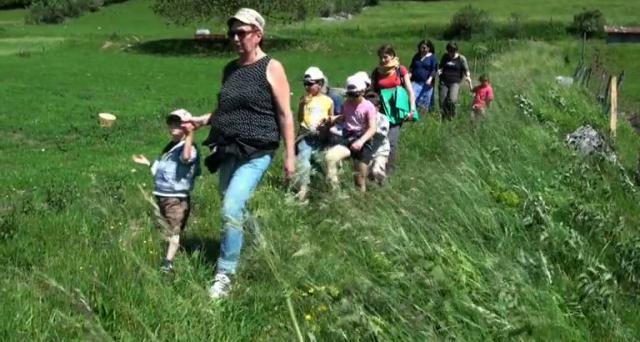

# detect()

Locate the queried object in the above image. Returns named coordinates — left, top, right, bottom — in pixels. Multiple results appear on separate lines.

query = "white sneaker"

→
left=208, top=273, right=232, bottom=299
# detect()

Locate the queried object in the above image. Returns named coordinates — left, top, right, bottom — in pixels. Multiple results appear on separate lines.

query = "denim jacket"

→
left=152, top=140, right=201, bottom=197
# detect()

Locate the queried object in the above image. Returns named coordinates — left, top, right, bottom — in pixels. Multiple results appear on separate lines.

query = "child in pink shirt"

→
left=325, top=75, right=378, bottom=192
left=471, top=75, right=494, bottom=121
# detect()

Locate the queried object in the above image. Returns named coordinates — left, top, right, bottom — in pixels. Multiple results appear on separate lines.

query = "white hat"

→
left=228, top=8, right=265, bottom=33
left=167, top=108, right=192, bottom=122
left=353, top=71, right=371, bottom=87
left=346, top=75, right=366, bottom=92
left=303, top=66, right=325, bottom=81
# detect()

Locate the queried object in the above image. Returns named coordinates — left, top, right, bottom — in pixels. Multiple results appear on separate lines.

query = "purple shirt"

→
left=342, top=99, right=377, bottom=134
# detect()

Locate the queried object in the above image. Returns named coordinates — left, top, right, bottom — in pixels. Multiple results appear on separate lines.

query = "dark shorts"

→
left=156, top=196, right=190, bottom=235
left=337, top=131, right=377, bottom=163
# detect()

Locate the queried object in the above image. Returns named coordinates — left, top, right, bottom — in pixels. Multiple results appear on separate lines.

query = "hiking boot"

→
left=160, top=259, right=173, bottom=273
left=208, top=273, right=232, bottom=299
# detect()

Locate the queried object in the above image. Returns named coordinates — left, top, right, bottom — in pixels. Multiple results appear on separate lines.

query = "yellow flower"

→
left=304, top=314, right=313, bottom=321
left=318, top=304, right=329, bottom=313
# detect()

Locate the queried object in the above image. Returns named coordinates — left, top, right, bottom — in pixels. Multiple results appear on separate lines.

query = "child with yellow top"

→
left=294, top=66, right=334, bottom=200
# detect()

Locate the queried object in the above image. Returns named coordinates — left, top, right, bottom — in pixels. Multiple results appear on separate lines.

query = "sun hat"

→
left=346, top=75, right=367, bottom=93
left=304, top=66, right=326, bottom=82
left=167, top=108, right=192, bottom=123
left=228, top=8, right=265, bottom=33
left=353, top=71, right=371, bottom=87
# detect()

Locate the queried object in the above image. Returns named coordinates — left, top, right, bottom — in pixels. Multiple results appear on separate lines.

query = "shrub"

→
left=569, top=8, right=606, bottom=38
left=26, top=0, right=128, bottom=24
left=444, top=5, right=493, bottom=40
left=0, top=0, right=31, bottom=9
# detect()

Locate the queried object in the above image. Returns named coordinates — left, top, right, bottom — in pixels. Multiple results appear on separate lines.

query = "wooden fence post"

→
left=610, top=76, right=618, bottom=138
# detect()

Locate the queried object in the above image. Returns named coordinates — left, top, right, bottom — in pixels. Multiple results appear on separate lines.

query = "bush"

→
left=569, top=8, right=606, bottom=38
left=28, top=0, right=103, bottom=24
left=0, top=0, right=31, bottom=9
left=444, top=5, right=493, bottom=40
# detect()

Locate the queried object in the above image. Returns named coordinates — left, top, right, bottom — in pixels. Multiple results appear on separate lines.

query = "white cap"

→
left=228, top=8, right=265, bottom=33
left=346, top=75, right=366, bottom=92
left=303, top=66, right=325, bottom=81
left=167, top=108, right=192, bottom=122
left=353, top=71, right=371, bottom=87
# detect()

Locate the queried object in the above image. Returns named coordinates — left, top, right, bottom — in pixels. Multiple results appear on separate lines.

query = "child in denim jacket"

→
left=133, top=109, right=200, bottom=272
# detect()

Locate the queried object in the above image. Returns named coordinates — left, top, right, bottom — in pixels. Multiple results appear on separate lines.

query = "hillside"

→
left=2, top=0, right=640, bottom=340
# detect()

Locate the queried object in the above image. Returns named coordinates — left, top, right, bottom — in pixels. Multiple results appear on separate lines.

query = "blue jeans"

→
left=217, top=153, right=272, bottom=274
left=412, top=81, right=434, bottom=111
left=295, top=135, right=324, bottom=188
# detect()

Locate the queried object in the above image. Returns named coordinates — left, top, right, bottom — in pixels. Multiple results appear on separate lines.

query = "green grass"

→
left=2, top=0, right=640, bottom=340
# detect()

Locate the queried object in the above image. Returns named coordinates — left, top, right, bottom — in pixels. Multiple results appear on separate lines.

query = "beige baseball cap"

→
left=228, top=8, right=265, bottom=33
left=167, top=108, right=192, bottom=123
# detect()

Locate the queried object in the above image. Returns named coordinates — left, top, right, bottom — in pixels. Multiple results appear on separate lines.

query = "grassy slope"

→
left=2, top=0, right=640, bottom=340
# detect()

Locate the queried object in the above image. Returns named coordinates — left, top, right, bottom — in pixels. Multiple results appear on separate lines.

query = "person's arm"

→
left=427, top=57, right=437, bottom=86
left=351, top=108, right=377, bottom=151
left=486, top=86, right=494, bottom=108
left=267, top=59, right=296, bottom=178
left=401, top=67, right=416, bottom=115
left=180, top=123, right=196, bottom=163
left=190, top=113, right=212, bottom=129
left=461, top=55, right=472, bottom=89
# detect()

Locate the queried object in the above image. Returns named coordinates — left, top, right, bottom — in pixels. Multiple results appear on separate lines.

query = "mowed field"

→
left=2, top=0, right=640, bottom=340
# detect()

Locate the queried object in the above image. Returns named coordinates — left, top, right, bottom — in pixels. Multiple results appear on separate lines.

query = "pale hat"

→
left=303, top=66, right=326, bottom=81
left=346, top=75, right=367, bottom=92
left=353, top=71, right=371, bottom=87
left=167, top=108, right=192, bottom=123
left=228, top=8, right=265, bottom=33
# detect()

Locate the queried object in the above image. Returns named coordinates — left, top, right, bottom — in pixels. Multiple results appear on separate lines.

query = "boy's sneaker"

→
left=208, top=273, right=232, bottom=299
left=160, top=259, right=173, bottom=273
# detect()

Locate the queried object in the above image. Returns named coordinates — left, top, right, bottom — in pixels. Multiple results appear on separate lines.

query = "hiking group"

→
left=132, top=8, right=494, bottom=299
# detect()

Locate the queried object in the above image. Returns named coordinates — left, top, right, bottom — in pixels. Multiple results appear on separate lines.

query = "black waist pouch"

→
left=204, top=145, right=228, bottom=173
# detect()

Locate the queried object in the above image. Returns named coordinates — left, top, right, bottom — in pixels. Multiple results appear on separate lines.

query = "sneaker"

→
left=160, top=259, right=173, bottom=273
left=208, top=273, right=232, bottom=299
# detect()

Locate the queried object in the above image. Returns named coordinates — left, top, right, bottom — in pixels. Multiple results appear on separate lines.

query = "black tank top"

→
left=208, top=56, right=279, bottom=150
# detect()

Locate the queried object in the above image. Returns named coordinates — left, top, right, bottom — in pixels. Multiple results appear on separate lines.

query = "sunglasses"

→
left=227, top=29, right=257, bottom=39
left=303, top=80, right=319, bottom=87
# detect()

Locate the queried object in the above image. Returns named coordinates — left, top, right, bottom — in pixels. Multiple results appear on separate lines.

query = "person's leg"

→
left=216, top=154, right=272, bottom=276
left=354, top=160, right=368, bottom=192
left=386, top=124, right=401, bottom=176
left=449, top=82, right=461, bottom=118
left=295, top=137, right=314, bottom=199
left=325, top=144, right=351, bottom=188
left=156, top=196, right=190, bottom=272
left=412, top=81, right=426, bottom=110
left=438, top=83, right=450, bottom=120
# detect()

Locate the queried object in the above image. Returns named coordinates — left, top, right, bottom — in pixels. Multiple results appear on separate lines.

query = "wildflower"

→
left=304, top=314, right=313, bottom=321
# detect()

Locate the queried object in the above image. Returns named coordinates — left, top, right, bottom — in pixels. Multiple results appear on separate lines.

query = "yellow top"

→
left=298, top=94, right=334, bottom=133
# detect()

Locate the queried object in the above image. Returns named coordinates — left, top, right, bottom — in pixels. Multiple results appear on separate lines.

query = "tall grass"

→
left=2, top=0, right=640, bottom=340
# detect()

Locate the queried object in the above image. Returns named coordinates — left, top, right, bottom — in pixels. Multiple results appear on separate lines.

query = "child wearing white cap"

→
left=294, top=66, right=334, bottom=200
left=132, top=109, right=201, bottom=273
left=325, top=74, right=378, bottom=192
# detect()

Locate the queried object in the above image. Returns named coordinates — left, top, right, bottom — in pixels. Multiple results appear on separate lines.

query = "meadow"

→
left=2, top=0, right=640, bottom=340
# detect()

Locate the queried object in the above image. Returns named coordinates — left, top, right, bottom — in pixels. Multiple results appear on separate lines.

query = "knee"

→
left=222, top=198, right=244, bottom=229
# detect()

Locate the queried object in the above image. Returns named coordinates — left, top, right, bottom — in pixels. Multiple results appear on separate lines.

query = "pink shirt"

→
left=342, top=99, right=377, bottom=133
left=472, top=84, right=494, bottom=109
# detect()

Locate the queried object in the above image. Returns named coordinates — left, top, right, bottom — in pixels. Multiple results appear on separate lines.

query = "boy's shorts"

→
left=156, top=196, right=190, bottom=235
left=335, top=133, right=375, bottom=164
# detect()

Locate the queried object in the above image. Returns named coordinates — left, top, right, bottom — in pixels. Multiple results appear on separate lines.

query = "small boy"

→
left=364, top=92, right=391, bottom=184
left=325, top=75, right=378, bottom=192
left=471, top=75, right=494, bottom=121
left=132, top=109, right=201, bottom=272
left=294, top=66, right=334, bottom=200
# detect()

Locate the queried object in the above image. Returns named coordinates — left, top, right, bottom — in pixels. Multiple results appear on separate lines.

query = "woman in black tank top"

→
left=437, top=41, right=473, bottom=120
left=190, top=8, right=295, bottom=299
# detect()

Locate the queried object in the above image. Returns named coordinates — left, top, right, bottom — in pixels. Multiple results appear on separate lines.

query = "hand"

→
left=182, top=121, right=195, bottom=134
left=132, top=154, right=150, bottom=166
left=284, top=155, right=295, bottom=179
left=350, top=140, right=364, bottom=152
left=406, top=111, right=415, bottom=121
